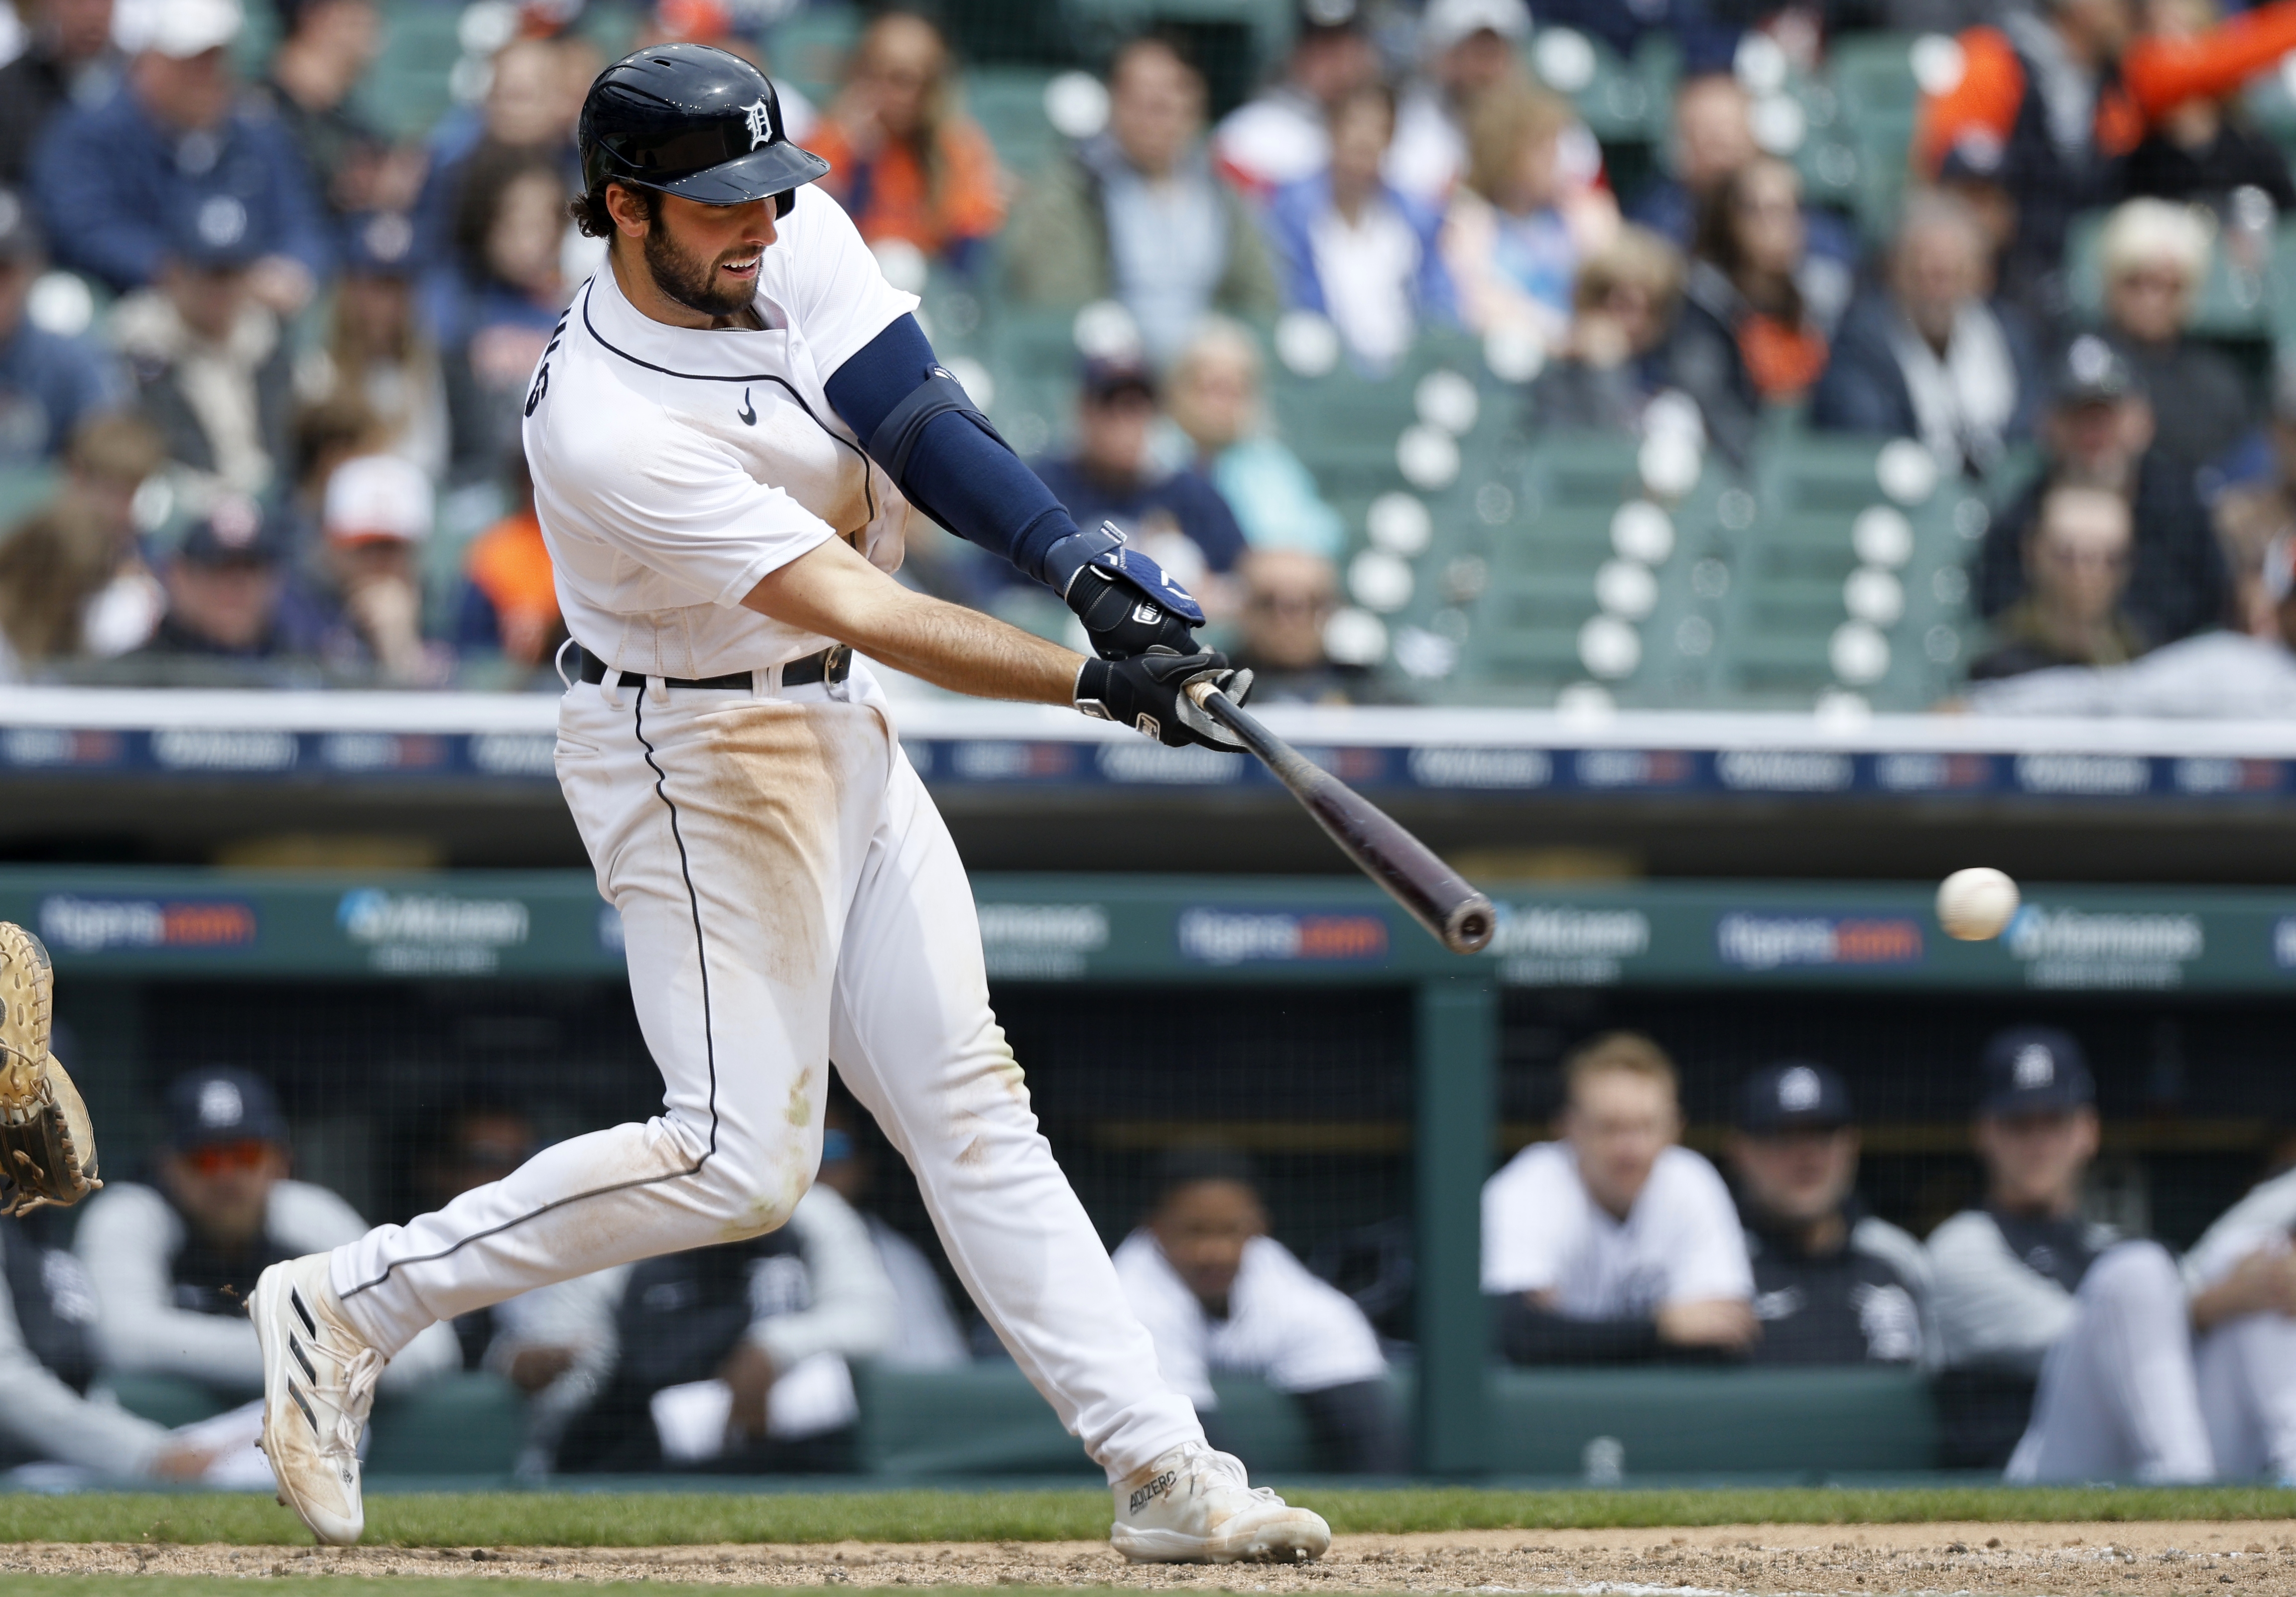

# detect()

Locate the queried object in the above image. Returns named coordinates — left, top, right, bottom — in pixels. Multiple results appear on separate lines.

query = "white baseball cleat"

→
left=1110, top=1441, right=1331, bottom=1564
left=252, top=1253, right=382, bottom=1546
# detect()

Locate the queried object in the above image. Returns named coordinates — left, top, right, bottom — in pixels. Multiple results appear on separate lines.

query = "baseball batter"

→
left=247, top=44, right=1328, bottom=1563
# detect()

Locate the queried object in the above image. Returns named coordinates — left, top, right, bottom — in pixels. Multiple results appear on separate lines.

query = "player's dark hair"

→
left=569, top=179, right=660, bottom=241
left=1151, top=1143, right=1260, bottom=1204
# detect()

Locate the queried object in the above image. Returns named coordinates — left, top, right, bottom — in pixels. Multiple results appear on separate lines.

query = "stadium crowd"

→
left=0, top=0, right=2293, bottom=704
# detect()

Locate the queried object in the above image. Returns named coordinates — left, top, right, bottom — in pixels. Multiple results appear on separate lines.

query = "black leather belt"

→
left=575, top=645, right=850, bottom=691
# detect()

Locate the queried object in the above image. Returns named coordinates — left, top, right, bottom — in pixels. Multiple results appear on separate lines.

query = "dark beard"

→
left=641, top=224, right=754, bottom=319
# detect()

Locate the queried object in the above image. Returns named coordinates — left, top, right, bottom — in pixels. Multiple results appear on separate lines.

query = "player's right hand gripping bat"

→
left=1188, top=682, right=1494, bottom=955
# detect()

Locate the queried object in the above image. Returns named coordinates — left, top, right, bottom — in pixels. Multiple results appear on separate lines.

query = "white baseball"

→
left=1937, top=866, right=2020, bottom=941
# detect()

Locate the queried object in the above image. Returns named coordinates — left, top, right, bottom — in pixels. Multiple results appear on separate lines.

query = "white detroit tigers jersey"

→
left=1480, top=1141, right=1753, bottom=1315
left=521, top=184, right=919, bottom=680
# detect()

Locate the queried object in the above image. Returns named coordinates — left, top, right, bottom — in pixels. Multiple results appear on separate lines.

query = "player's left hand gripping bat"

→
left=1188, top=683, right=1495, bottom=955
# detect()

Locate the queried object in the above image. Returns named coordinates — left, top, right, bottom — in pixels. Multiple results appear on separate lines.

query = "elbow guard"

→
left=865, top=366, right=1009, bottom=491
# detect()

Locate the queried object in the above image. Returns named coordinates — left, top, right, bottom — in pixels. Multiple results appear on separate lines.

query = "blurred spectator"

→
left=31, top=0, right=328, bottom=311
left=455, top=449, right=562, bottom=671
left=74, top=1066, right=457, bottom=1396
left=1212, top=0, right=1381, bottom=198
left=1484, top=1033, right=1757, bottom=1364
left=1164, top=319, right=1342, bottom=557
left=1810, top=191, right=2040, bottom=479
left=1113, top=1146, right=1400, bottom=1474
left=444, top=152, right=574, bottom=476
left=1266, top=84, right=1454, bottom=373
left=313, top=452, right=445, bottom=685
left=1913, top=0, right=2140, bottom=320
left=297, top=212, right=449, bottom=484
left=1628, top=74, right=1859, bottom=278
left=2120, top=0, right=2296, bottom=209
left=111, top=209, right=295, bottom=500
left=256, top=0, right=423, bottom=222
left=1440, top=80, right=1604, bottom=350
left=812, top=1098, right=968, bottom=1371
left=0, top=413, right=167, bottom=670
left=0, top=190, right=126, bottom=467
left=1385, top=0, right=1530, bottom=205
left=0, top=1211, right=220, bottom=1480
left=409, top=1100, right=545, bottom=1371
left=1928, top=1028, right=2213, bottom=1480
left=806, top=12, right=1005, bottom=272
left=1228, top=548, right=1365, bottom=705
left=556, top=1183, right=896, bottom=1474
left=1968, top=484, right=2146, bottom=680
left=2178, top=1155, right=2296, bottom=1479
left=1665, top=155, right=1834, bottom=467
left=1961, top=529, right=2296, bottom=715
left=1976, top=335, right=2230, bottom=646
left=1725, top=1063, right=1930, bottom=1367
left=133, top=496, right=325, bottom=666
left=2095, top=197, right=2254, bottom=469
left=0, top=0, right=122, bottom=189
left=413, top=35, right=584, bottom=301
left=2213, top=365, right=2296, bottom=629
left=1004, top=36, right=1278, bottom=358
left=1031, top=356, right=1247, bottom=594
left=1526, top=224, right=1685, bottom=434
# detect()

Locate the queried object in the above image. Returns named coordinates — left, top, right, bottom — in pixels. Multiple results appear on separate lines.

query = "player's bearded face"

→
left=642, top=202, right=770, bottom=319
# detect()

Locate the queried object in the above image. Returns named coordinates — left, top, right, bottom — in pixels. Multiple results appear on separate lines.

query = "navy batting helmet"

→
left=577, top=43, right=830, bottom=218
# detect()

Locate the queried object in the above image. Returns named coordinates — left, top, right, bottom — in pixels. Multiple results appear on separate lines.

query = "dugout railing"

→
left=15, top=867, right=2296, bottom=1481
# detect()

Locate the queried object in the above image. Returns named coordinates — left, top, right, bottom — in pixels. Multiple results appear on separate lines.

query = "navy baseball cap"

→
left=2051, top=334, right=2141, bottom=408
left=342, top=210, right=416, bottom=277
left=1737, top=1061, right=1854, bottom=1133
left=1081, top=355, right=1155, bottom=403
left=166, top=1067, right=288, bottom=1150
left=1978, top=1026, right=2095, bottom=1117
left=177, top=496, right=286, bottom=567
left=168, top=194, right=263, bottom=270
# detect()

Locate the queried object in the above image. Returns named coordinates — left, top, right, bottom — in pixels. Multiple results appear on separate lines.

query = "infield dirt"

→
left=7, top=1521, right=2296, bottom=1593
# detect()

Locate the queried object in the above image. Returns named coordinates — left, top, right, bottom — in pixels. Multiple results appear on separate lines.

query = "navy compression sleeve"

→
left=824, top=315, right=1079, bottom=586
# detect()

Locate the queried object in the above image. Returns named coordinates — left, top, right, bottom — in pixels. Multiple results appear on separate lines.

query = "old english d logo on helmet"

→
left=578, top=42, right=831, bottom=218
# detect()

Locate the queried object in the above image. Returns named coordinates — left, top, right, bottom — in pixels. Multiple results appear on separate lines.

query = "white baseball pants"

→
left=329, top=672, right=1203, bottom=1481
left=2006, top=1241, right=2215, bottom=1483
left=2196, top=1312, right=2296, bottom=1480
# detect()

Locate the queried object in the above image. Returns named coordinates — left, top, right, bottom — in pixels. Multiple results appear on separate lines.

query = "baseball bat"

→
left=1187, top=683, right=1495, bottom=956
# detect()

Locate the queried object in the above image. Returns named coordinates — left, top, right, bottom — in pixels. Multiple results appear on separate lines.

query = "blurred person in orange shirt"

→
left=806, top=12, right=1005, bottom=274
left=455, top=448, right=562, bottom=671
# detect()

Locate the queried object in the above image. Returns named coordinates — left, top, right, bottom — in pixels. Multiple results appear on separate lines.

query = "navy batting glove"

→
left=1044, top=522, right=1205, bottom=658
left=1075, top=647, right=1253, bottom=750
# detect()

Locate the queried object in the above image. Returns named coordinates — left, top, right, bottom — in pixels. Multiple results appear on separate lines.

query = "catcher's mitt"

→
left=0, top=922, right=99, bottom=1218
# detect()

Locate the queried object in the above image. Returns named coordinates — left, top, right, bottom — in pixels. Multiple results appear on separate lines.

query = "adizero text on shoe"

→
left=253, top=1255, right=382, bottom=1546
left=1110, top=1441, right=1332, bottom=1564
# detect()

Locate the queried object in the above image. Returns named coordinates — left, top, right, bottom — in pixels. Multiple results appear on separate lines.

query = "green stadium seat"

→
left=358, top=1, right=469, bottom=142
left=0, top=465, right=60, bottom=532
left=1824, top=34, right=1921, bottom=246
left=767, top=3, right=866, bottom=104
left=964, top=67, right=1063, bottom=183
left=103, top=1372, right=235, bottom=1429
left=1710, top=434, right=1977, bottom=710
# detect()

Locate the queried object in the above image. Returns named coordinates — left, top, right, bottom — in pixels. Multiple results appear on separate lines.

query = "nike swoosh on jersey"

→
left=737, top=388, right=757, bottom=426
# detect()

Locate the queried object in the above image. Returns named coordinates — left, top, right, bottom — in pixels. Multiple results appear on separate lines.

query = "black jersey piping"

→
left=578, top=281, right=877, bottom=523
left=341, top=691, right=722, bottom=1301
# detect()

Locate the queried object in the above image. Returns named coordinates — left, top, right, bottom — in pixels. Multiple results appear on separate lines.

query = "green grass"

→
left=2, top=1486, right=2295, bottom=1548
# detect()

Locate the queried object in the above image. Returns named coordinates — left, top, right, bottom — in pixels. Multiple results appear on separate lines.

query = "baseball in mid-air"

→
left=1937, top=867, right=2021, bottom=941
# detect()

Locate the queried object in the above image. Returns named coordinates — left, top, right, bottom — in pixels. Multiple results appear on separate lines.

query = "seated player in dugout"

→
left=73, top=1068, right=458, bottom=1401
left=1113, top=1147, right=1402, bottom=1474
left=1482, top=1032, right=1757, bottom=1364
left=1724, top=1062, right=1931, bottom=1366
